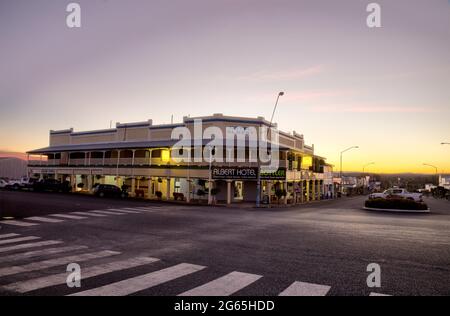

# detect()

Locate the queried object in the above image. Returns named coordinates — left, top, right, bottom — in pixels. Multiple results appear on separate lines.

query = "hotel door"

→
left=234, top=181, right=243, bottom=200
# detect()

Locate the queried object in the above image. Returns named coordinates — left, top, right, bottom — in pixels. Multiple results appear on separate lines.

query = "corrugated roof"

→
left=27, top=140, right=178, bottom=154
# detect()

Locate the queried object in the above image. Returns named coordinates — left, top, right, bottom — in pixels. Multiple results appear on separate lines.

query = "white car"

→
left=3, top=177, right=35, bottom=190
left=369, top=188, right=423, bottom=202
left=0, top=179, right=8, bottom=189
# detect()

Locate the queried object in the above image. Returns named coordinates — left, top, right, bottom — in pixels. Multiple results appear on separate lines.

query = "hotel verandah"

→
left=27, top=114, right=337, bottom=205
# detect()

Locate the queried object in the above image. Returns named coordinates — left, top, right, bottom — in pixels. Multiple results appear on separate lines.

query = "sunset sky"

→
left=1, top=0, right=449, bottom=173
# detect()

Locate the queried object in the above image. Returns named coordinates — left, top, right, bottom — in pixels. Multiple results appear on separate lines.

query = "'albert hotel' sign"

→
left=211, top=167, right=286, bottom=180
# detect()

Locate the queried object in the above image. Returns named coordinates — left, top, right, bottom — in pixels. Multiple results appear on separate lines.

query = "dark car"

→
left=93, top=184, right=128, bottom=198
left=33, top=179, right=71, bottom=193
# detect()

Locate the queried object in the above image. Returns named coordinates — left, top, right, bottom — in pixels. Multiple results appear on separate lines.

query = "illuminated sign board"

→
left=211, top=167, right=286, bottom=180
left=261, top=167, right=286, bottom=180
left=211, top=167, right=258, bottom=179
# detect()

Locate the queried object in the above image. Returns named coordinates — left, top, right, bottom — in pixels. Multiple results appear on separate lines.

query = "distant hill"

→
left=0, top=150, right=27, bottom=160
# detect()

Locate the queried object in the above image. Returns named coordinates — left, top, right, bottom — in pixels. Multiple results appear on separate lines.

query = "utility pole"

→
left=256, top=92, right=284, bottom=207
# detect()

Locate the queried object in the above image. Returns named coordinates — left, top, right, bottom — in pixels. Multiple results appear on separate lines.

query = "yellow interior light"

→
left=303, top=156, right=313, bottom=168
left=161, top=149, right=170, bottom=163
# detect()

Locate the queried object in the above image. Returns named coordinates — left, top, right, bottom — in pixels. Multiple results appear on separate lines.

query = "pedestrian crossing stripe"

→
left=70, top=263, right=206, bottom=296
left=370, top=292, right=391, bottom=296
left=0, top=236, right=40, bottom=246
left=0, top=233, right=21, bottom=239
left=0, top=240, right=63, bottom=253
left=4, top=256, right=159, bottom=293
left=279, top=281, right=331, bottom=296
left=0, top=220, right=39, bottom=227
left=0, top=250, right=120, bottom=277
left=71, top=211, right=107, bottom=217
left=0, top=245, right=88, bottom=264
left=107, top=209, right=141, bottom=214
left=50, top=214, right=87, bottom=220
left=26, top=216, right=65, bottom=223
left=89, top=210, right=126, bottom=216
left=179, top=271, right=262, bottom=296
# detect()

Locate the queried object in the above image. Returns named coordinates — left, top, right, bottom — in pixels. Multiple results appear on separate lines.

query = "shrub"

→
left=275, top=189, right=287, bottom=203
left=210, top=188, right=220, bottom=196
left=197, top=189, right=206, bottom=197
left=173, top=192, right=184, bottom=201
left=155, top=191, right=163, bottom=199
left=365, top=198, right=428, bottom=211
left=197, top=179, right=206, bottom=187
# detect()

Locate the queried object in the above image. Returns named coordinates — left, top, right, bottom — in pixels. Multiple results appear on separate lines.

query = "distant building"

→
left=439, top=175, right=450, bottom=190
left=0, top=157, right=27, bottom=179
left=424, top=183, right=437, bottom=192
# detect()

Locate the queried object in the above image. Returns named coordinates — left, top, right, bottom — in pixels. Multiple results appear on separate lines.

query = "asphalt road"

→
left=0, top=190, right=449, bottom=296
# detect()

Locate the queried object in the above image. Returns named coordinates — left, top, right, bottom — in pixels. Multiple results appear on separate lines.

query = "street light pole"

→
left=339, top=146, right=359, bottom=193
left=208, top=146, right=214, bottom=205
left=256, top=92, right=284, bottom=207
left=423, top=163, right=438, bottom=185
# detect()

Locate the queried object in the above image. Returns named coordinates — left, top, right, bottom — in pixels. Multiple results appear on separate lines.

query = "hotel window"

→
left=174, top=178, right=181, bottom=193
left=152, top=149, right=161, bottom=158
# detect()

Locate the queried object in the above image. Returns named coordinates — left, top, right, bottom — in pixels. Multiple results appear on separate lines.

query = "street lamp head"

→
left=278, top=91, right=284, bottom=96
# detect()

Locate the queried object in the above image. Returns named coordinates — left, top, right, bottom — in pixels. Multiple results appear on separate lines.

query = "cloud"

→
left=238, top=65, right=325, bottom=82
left=310, top=104, right=436, bottom=113
left=247, top=89, right=355, bottom=103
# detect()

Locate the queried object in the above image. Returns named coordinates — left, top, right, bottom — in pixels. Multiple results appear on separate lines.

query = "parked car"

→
left=369, top=188, right=423, bottom=202
left=5, top=179, right=22, bottom=190
left=93, top=184, right=128, bottom=198
left=0, top=179, right=9, bottom=189
left=33, top=179, right=71, bottom=193
left=20, top=177, right=39, bottom=190
left=3, top=177, right=37, bottom=190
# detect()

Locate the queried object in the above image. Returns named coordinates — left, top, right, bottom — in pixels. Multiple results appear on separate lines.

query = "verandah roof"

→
left=27, top=140, right=289, bottom=154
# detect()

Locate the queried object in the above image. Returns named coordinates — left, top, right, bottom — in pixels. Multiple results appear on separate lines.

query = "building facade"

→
left=0, top=157, right=28, bottom=179
left=439, top=175, right=450, bottom=190
left=27, top=114, right=335, bottom=205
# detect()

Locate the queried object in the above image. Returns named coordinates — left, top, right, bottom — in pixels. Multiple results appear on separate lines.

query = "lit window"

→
left=161, top=149, right=170, bottom=162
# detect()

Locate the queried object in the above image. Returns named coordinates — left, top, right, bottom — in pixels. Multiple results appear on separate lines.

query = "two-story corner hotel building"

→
left=27, top=114, right=337, bottom=205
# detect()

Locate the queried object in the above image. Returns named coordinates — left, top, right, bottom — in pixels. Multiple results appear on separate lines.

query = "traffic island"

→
left=364, top=198, right=430, bottom=213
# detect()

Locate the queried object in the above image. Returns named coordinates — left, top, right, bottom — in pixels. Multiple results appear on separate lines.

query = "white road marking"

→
left=5, top=256, right=159, bottom=293
left=26, top=216, right=65, bottom=223
left=121, top=207, right=153, bottom=212
left=179, top=271, right=262, bottom=296
left=0, top=233, right=20, bottom=239
left=370, top=292, right=391, bottom=296
left=131, top=206, right=163, bottom=211
left=70, top=263, right=206, bottom=296
left=71, top=211, right=107, bottom=217
left=0, top=250, right=120, bottom=277
left=0, top=245, right=88, bottom=264
left=89, top=210, right=126, bottom=216
left=0, top=240, right=63, bottom=253
left=49, top=214, right=87, bottom=220
left=279, top=281, right=331, bottom=296
left=0, top=220, right=39, bottom=227
left=125, top=207, right=160, bottom=213
left=0, top=236, right=40, bottom=246
left=131, top=206, right=162, bottom=209
left=107, top=209, right=141, bottom=214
